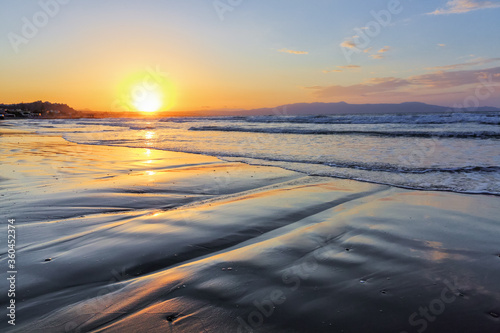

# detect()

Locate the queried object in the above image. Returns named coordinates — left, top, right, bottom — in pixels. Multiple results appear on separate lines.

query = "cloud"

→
left=409, top=66, right=500, bottom=88
left=278, top=48, right=308, bottom=55
left=363, top=47, right=373, bottom=53
left=438, top=44, right=447, bottom=47
left=370, top=54, right=384, bottom=59
left=425, top=57, right=500, bottom=70
left=340, top=41, right=357, bottom=49
left=308, top=66, right=500, bottom=98
left=429, top=0, right=500, bottom=15
left=323, top=65, right=361, bottom=73
left=378, top=46, right=391, bottom=53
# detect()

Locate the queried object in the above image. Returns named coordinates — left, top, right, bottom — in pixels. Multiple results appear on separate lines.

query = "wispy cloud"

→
left=429, top=0, right=500, bottom=15
left=365, top=47, right=390, bottom=59
left=438, top=44, right=447, bottom=47
left=409, top=66, right=500, bottom=88
left=323, top=65, right=361, bottom=73
left=378, top=46, right=391, bottom=53
left=338, top=65, right=361, bottom=69
left=340, top=41, right=357, bottom=49
left=425, top=57, right=500, bottom=70
left=278, top=48, right=308, bottom=55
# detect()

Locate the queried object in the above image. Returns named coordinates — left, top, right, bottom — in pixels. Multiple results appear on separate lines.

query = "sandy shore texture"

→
left=1, top=128, right=499, bottom=333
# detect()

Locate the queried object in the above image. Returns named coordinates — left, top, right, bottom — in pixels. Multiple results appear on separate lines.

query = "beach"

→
left=2, top=0, right=500, bottom=331
left=0, top=126, right=499, bottom=332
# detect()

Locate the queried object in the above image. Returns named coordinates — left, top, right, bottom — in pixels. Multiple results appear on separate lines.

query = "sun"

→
left=116, top=70, right=176, bottom=113
left=131, top=86, right=163, bottom=112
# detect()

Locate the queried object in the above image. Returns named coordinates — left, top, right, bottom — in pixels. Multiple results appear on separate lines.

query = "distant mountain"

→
left=233, top=102, right=500, bottom=116
left=5, top=101, right=498, bottom=119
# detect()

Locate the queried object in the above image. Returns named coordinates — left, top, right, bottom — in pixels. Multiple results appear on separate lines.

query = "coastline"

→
left=1, top=129, right=499, bottom=332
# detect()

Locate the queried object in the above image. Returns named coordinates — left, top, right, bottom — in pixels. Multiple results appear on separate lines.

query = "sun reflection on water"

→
left=145, top=131, right=155, bottom=140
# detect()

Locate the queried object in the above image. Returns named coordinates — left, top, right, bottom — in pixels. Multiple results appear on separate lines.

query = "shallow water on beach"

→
left=11, top=111, right=500, bottom=195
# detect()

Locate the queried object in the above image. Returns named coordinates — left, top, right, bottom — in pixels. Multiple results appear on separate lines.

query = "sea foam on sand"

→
left=0, top=129, right=499, bottom=332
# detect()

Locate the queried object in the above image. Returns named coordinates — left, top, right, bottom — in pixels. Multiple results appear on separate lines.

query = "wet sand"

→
left=1, top=129, right=499, bottom=332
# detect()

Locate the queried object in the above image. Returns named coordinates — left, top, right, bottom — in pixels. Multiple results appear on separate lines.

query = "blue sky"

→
left=1, top=0, right=499, bottom=111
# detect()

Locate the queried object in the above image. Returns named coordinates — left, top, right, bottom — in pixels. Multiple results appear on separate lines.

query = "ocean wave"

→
left=58, top=136, right=500, bottom=196
left=323, top=163, right=500, bottom=174
left=218, top=156, right=500, bottom=196
left=243, top=113, right=500, bottom=125
left=74, top=121, right=132, bottom=128
left=21, top=117, right=500, bottom=196
left=128, top=125, right=156, bottom=130
left=67, top=135, right=499, bottom=175
left=189, top=126, right=500, bottom=139
left=158, top=114, right=500, bottom=125
left=160, top=116, right=246, bottom=123
left=224, top=156, right=500, bottom=175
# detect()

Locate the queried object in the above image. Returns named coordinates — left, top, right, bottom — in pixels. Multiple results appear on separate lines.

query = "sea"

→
left=13, top=111, right=500, bottom=195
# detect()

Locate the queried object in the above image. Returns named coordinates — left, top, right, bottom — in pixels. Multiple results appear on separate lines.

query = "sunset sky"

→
left=1, top=0, right=499, bottom=112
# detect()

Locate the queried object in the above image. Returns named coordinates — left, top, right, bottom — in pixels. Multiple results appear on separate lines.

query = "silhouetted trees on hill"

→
left=0, top=101, right=76, bottom=117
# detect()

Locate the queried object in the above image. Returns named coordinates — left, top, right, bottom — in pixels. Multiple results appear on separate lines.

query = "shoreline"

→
left=9, top=122, right=500, bottom=197
left=1, top=129, right=499, bottom=332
